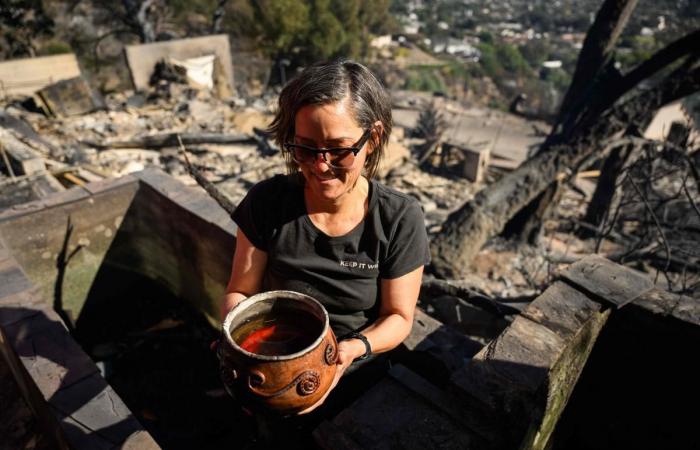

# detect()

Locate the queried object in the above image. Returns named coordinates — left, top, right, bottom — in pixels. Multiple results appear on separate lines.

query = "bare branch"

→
left=627, top=174, right=672, bottom=285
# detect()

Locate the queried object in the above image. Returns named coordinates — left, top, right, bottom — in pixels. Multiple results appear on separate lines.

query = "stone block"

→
left=560, top=255, right=653, bottom=308
left=37, top=76, right=104, bottom=117
left=403, top=308, right=483, bottom=373
left=451, top=315, right=564, bottom=415
left=632, top=288, right=700, bottom=327
left=7, top=316, right=99, bottom=399
left=319, top=372, right=476, bottom=449
left=50, top=373, right=143, bottom=445
left=133, top=168, right=182, bottom=194
left=521, top=281, right=602, bottom=339
left=0, top=286, right=45, bottom=327
left=0, top=198, right=45, bottom=221
left=82, top=174, right=138, bottom=195
left=314, top=420, right=363, bottom=450
left=52, top=407, right=115, bottom=450
left=42, top=186, right=91, bottom=208
left=119, top=430, right=161, bottom=450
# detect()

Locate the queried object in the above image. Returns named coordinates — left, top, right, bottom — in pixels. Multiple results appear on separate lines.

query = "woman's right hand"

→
left=296, top=337, right=365, bottom=414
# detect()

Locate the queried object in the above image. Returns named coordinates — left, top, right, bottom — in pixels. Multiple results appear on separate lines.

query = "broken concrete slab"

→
left=37, top=76, right=105, bottom=117
left=0, top=54, right=82, bottom=98
left=125, top=35, right=234, bottom=95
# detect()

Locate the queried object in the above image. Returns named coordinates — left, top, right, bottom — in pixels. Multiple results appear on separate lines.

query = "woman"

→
left=221, top=59, right=430, bottom=411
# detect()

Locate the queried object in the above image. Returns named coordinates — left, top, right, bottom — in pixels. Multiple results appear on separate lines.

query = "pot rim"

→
left=222, top=290, right=331, bottom=361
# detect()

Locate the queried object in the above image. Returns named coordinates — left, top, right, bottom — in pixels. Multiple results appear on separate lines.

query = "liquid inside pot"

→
left=232, top=311, right=321, bottom=356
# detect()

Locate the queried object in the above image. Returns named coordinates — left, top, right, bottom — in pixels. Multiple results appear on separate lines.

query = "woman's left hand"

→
left=296, top=338, right=361, bottom=415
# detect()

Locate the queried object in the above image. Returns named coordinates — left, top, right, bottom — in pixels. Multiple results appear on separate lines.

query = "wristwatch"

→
left=342, top=331, right=372, bottom=361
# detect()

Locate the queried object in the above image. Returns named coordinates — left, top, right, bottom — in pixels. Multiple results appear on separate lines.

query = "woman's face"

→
left=293, top=98, right=372, bottom=203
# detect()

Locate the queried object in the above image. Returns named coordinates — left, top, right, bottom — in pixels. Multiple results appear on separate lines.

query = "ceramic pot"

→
left=219, top=290, right=338, bottom=414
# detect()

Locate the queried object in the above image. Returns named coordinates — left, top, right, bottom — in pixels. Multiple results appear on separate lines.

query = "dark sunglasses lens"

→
left=326, top=149, right=354, bottom=168
left=291, top=146, right=314, bottom=163
left=289, top=145, right=357, bottom=169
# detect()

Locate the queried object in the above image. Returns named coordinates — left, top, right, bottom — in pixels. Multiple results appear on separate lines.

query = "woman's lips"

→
left=313, top=173, right=336, bottom=182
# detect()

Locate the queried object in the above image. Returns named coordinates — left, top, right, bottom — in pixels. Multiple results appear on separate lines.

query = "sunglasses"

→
left=284, top=128, right=372, bottom=170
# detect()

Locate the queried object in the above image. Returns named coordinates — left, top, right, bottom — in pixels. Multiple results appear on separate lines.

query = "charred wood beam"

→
left=511, top=49, right=699, bottom=245
left=420, top=278, right=525, bottom=316
left=575, top=29, right=700, bottom=135
left=430, top=61, right=700, bottom=279
left=83, top=132, right=254, bottom=150
left=177, top=135, right=236, bottom=216
left=553, top=0, right=638, bottom=139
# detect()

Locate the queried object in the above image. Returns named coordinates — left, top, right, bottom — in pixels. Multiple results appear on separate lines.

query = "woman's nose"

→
left=312, top=152, right=331, bottom=170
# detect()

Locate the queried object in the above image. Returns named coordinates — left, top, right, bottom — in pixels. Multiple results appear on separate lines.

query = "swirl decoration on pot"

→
left=296, top=371, right=321, bottom=396
left=324, top=342, right=338, bottom=365
left=248, top=370, right=321, bottom=398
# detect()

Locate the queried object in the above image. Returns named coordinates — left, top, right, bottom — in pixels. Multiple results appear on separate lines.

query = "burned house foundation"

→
left=1, top=171, right=698, bottom=449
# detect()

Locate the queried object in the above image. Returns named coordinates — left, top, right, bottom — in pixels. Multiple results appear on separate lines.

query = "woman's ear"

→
left=367, top=120, right=384, bottom=154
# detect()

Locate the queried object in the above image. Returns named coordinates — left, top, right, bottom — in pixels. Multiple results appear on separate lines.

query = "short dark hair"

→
left=268, top=59, right=392, bottom=179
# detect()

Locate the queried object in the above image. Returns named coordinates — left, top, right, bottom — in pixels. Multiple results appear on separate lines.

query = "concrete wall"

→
left=0, top=169, right=236, bottom=448
left=0, top=54, right=81, bottom=98
left=125, top=35, right=234, bottom=94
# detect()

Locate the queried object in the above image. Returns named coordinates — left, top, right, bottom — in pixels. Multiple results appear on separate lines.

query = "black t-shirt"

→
left=232, top=173, right=430, bottom=336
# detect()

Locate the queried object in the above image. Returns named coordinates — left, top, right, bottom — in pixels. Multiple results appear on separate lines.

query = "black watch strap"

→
left=342, top=332, right=372, bottom=361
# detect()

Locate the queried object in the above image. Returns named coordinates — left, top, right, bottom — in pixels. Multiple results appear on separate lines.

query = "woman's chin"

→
left=309, top=178, right=346, bottom=200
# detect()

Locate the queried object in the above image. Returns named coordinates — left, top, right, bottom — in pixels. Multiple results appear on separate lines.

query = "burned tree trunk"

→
left=552, top=0, right=639, bottom=139
left=428, top=0, right=700, bottom=278
left=211, top=0, right=228, bottom=34
left=513, top=28, right=700, bottom=243
left=502, top=0, right=639, bottom=243
left=580, top=143, right=636, bottom=237
left=121, top=0, right=161, bottom=43
left=430, top=61, right=700, bottom=279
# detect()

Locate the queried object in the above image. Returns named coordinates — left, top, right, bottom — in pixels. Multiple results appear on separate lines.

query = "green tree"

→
left=477, top=42, right=502, bottom=79
left=308, top=0, right=346, bottom=59
left=496, top=43, right=529, bottom=76
left=250, top=0, right=310, bottom=59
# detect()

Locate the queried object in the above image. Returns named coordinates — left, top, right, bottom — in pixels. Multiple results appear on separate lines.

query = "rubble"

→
left=0, top=54, right=82, bottom=99
left=36, top=76, right=105, bottom=117
left=0, top=52, right=583, bottom=308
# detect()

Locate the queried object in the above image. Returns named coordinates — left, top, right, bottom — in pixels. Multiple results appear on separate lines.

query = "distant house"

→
left=370, top=35, right=393, bottom=49
left=433, top=38, right=481, bottom=60
left=542, top=60, right=563, bottom=69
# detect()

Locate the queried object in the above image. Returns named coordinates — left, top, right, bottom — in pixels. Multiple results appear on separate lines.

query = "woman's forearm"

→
left=346, top=312, right=413, bottom=359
